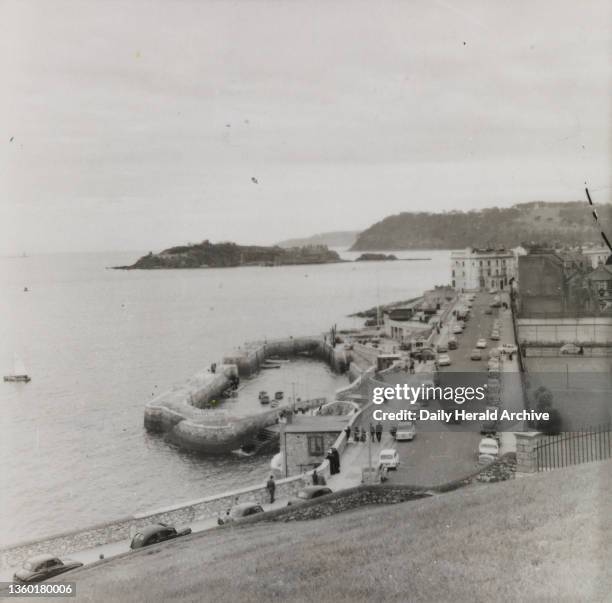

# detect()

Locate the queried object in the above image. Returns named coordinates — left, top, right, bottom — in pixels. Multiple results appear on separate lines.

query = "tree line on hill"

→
left=351, top=201, right=612, bottom=250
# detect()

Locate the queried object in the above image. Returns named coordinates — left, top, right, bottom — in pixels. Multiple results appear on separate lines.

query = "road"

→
left=352, top=291, right=514, bottom=486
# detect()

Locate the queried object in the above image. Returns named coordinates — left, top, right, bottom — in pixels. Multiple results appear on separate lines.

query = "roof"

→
left=135, top=524, right=170, bottom=538
left=268, top=415, right=347, bottom=434
left=27, top=554, right=56, bottom=565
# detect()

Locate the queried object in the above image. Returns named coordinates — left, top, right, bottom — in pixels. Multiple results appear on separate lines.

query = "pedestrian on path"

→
left=344, top=425, right=351, bottom=441
left=353, top=425, right=360, bottom=442
left=410, top=359, right=415, bottom=374
left=375, top=422, right=383, bottom=442
left=312, top=469, right=319, bottom=485
left=266, top=475, right=276, bottom=503
left=369, top=423, right=375, bottom=442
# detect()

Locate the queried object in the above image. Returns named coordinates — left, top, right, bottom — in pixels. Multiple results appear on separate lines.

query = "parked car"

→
left=130, top=523, right=192, bottom=548
left=394, top=422, right=416, bottom=441
left=560, top=343, right=582, bottom=355
left=287, top=486, right=333, bottom=506
left=498, top=343, right=518, bottom=354
left=476, top=338, right=487, bottom=349
left=438, top=353, right=452, bottom=366
left=436, top=343, right=448, bottom=353
left=447, top=337, right=458, bottom=350
left=13, top=555, right=83, bottom=584
left=378, top=449, right=400, bottom=469
left=218, top=502, right=265, bottom=524
left=452, top=325, right=463, bottom=334
left=470, top=349, right=482, bottom=361
left=490, top=331, right=500, bottom=341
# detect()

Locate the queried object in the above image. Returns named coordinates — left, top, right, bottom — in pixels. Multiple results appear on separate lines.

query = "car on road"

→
left=436, top=342, right=448, bottom=353
left=438, top=353, right=452, bottom=366
left=379, top=449, right=400, bottom=469
left=478, top=437, right=500, bottom=464
left=498, top=343, right=518, bottom=355
left=287, top=486, right=333, bottom=506
left=476, top=338, right=487, bottom=349
left=470, top=349, right=482, bottom=361
left=490, top=331, right=500, bottom=341
left=218, top=502, right=265, bottom=524
left=452, top=325, right=463, bottom=334
left=13, top=555, right=83, bottom=584
left=447, top=337, right=458, bottom=350
left=394, top=422, right=416, bottom=441
left=560, top=343, right=582, bottom=355
left=130, top=523, right=192, bottom=548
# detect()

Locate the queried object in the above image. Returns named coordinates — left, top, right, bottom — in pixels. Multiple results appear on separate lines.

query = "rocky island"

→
left=355, top=253, right=398, bottom=261
left=115, top=240, right=342, bottom=269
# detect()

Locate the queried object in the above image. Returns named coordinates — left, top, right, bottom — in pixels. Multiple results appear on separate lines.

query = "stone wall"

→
left=515, top=432, right=543, bottom=473
left=0, top=474, right=310, bottom=572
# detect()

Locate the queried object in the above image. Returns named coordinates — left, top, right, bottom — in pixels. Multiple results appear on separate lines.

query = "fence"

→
left=535, top=424, right=612, bottom=471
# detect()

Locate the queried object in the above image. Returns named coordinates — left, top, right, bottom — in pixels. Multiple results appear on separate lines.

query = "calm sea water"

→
left=0, top=249, right=450, bottom=545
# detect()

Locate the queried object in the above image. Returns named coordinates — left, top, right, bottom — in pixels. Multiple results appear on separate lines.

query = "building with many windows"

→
left=450, top=247, right=517, bottom=291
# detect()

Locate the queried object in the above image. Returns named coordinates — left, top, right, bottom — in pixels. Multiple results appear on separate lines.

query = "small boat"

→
left=267, top=357, right=290, bottom=364
left=258, top=391, right=268, bottom=400
left=260, top=394, right=270, bottom=405
left=274, top=391, right=284, bottom=400
left=270, top=400, right=279, bottom=408
left=3, top=354, right=31, bottom=383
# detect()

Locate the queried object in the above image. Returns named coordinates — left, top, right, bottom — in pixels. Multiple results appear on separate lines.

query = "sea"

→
left=0, top=249, right=450, bottom=546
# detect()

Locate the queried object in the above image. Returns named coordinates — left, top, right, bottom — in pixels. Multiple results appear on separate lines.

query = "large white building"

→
left=582, top=245, right=611, bottom=269
left=451, top=247, right=517, bottom=291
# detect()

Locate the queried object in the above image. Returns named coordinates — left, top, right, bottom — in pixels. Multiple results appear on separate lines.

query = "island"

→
left=114, top=240, right=342, bottom=269
left=355, top=253, right=398, bottom=261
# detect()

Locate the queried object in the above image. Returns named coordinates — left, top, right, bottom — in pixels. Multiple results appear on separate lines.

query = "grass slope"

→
left=65, top=461, right=612, bottom=602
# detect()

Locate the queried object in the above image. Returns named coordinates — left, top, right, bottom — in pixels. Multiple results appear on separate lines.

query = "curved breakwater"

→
left=144, top=336, right=350, bottom=454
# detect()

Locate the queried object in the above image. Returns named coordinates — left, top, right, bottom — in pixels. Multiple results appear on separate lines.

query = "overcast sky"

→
left=1, top=0, right=610, bottom=253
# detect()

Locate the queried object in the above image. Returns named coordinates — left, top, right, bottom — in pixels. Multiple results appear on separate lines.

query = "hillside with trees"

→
left=351, top=201, right=612, bottom=250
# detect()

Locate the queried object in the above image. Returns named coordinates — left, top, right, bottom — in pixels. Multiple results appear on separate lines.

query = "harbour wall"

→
left=144, top=335, right=349, bottom=454
left=1, top=399, right=370, bottom=572
left=223, top=336, right=347, bottom=377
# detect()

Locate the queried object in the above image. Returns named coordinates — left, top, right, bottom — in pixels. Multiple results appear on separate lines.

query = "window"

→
left=307, top=435, right=325, bottom=456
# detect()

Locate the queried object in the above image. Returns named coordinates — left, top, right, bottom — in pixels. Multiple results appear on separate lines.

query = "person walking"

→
left=375, top=422, right=383, bottom=443
left=410, top=359, right=415, bottom=374
left=266, top=475, right=276, bottom=504
left=353, top=425, right=360, bottom=442
left=312, top=469, right=319, bottom=485
left=344, top=425, right=351, bottom=442
left=369, top=423, right=375, bottom=442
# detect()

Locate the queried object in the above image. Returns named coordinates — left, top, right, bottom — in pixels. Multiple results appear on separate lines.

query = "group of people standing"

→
left=347, top=422, right=383, bottom=443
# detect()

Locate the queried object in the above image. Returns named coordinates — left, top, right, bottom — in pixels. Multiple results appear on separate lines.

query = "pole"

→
left=368, top=428, right=372, bottom=474
left=280, top=420, right=288, bottom=477
left=292, top=382, right=296, bottom=412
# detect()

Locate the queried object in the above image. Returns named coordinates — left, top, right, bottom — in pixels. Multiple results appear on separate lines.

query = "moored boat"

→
left=3, top=354, right=31, bottom=383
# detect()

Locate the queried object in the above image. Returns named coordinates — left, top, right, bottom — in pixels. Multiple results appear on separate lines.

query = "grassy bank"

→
left=63, top=461, right=612, bottom=602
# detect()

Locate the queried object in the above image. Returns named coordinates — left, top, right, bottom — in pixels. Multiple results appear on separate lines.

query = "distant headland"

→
left=114, top=240, right=343, bottom=269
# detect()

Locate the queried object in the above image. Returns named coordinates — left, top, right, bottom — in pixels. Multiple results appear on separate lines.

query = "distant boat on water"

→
left=3, top=353, right=31, bottom=383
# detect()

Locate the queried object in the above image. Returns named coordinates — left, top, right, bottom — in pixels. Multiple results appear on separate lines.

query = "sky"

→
left=1, top=0, right=611, bottom=253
